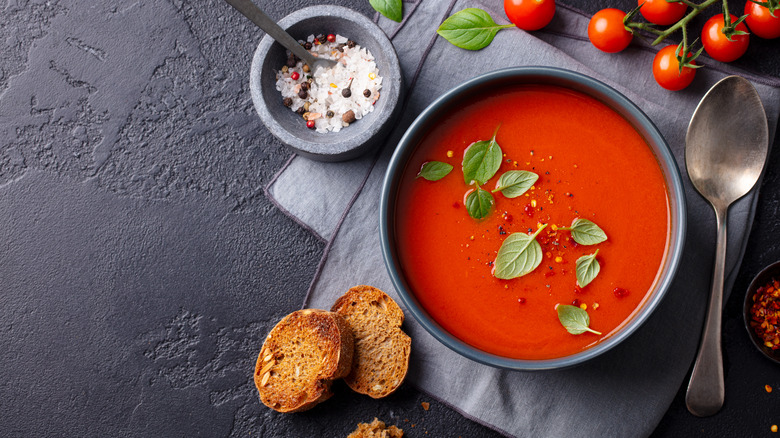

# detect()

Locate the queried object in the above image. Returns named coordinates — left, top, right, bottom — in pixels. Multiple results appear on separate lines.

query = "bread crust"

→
left=254, top=309, right=353, bottom=412
left=331, top=285, right=411, bottom=399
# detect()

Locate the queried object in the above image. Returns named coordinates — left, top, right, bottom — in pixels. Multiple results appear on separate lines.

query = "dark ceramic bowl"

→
left=744, top=261, right=780, bottom=364
left=380, top=67, right=687, bottom=370
left=250, top=5, right=403, bottom=162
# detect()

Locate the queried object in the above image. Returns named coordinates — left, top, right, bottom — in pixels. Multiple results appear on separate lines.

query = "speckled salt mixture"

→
left=276, top=34, right=382, bottom=133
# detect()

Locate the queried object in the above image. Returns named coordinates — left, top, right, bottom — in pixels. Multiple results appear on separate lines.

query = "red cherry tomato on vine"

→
left=702, top=14, right=750, bottom=62
left=652, top=45, right=696, bottom=91
left=638, top=0, right=687, bottom=25
left=503, top=0, right=556, bottom=31
left=745, top=2, right=780, bottom=39
left=588, top=8, right=633, bottom=53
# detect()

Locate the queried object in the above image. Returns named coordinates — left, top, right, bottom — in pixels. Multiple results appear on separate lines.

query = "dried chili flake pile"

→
left=749, top=278, right=780, bottom=350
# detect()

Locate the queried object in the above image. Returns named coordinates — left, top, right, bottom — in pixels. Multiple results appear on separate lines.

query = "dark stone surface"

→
left=0, top=0, right=777, bottom=436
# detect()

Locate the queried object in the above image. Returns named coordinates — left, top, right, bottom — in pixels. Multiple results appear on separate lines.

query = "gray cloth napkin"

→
left=266, top=1, right=780, bottom=436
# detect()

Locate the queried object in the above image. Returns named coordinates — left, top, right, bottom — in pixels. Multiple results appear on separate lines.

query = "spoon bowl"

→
left=684, top=76, right=769, bottom=417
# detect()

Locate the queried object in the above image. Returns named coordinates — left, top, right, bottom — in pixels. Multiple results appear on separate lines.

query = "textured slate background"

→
left=0, top=0, right=778, bottom=436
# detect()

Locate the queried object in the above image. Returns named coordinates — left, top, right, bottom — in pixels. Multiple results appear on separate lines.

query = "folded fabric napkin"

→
left=266, top=1, right=780, bottom=436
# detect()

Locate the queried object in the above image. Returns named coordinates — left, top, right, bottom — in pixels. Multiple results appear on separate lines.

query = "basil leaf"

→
left=563, top=218, right=607, bottom=245
left=494, top=224, right=547, bottom=280
left=575, top=249, right=600, bottom=287
left=436, top=8, right=514, bottom=50
left=492, top=170, right=539, bottom=198
left=462, top=125, right=502, bottom=185
left=465, top=186, right=494, bottom=220
left=369, top=0, right=403, bottom=22
left=417, top=161, right=453, bottom=181
left=557, top=304, right=602, bottom=335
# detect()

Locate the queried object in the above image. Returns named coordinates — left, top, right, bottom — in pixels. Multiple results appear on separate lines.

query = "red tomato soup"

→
left=395, top=85, right=669, bottom=360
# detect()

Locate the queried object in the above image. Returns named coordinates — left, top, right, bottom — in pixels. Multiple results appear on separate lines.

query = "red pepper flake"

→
left=544, top=270, right=555, bottom=278
left=524, top=204, right=534, bottom=217
left=518, top=298, right=526, bottom=304
left=613, top=287, right=629, bottom=298
left=573, top=285, right=583, bottom=294
left=750, top=278, right=780, bottom=350
left=502, top=212, right=513, bottom=222
left=452, top=202, right=460, bottom=208
left=421, top=401, right=430, bottom=411
left=572, top=298, right=581, bottom=306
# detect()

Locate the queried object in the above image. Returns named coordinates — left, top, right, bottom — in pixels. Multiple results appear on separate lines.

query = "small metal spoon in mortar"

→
left=225, top=0, right=336, bottom=69
left=685, top=76, right=769, bottom=417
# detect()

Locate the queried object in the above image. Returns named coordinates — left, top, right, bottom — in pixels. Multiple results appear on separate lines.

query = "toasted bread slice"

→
left=347, top=418, right=404, bottom=438
left=254, top=309, right=353, bottom=413
left=331, top=285, right=411, bottom=399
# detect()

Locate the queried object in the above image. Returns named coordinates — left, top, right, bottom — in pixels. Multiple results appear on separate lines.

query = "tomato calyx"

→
left=750, top=0, right=780, bottom=15
left=674, top=40, right=704, bottom=73
left=720, top=10, right=751, bottom=41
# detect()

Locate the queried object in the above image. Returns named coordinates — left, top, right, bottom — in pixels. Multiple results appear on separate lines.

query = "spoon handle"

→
left=685, top=203, right=727, bottom=417
left=225, top=0, right=315, bottom=66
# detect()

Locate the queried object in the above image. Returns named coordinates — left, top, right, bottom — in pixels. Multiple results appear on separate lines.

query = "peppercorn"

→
left=303, top=102, right=311, bottom=111
left=295, top=107, right=306, bottom=115
left=302, top=64, right=310, bottom=73
left=316, top=34, right=325, bottom=43
left=326, top=110, right=334, bottom=118
left=327, top=34, right=336, bottom=43
left=302, top=112, right=311, bottom=120
left=306, top=120, right=316, bottom=129
left=290, top=71, right=300, bottom=81
left=298, top=89, right=308, bottom=99
left=286, top=57, right=296, bottom=68
left=303, top=42, right=312, bottom=50
left=300, top=82, right=309, bottom=91
left=363, top=89, right=371, bottom=98
left=347, top=40, right=356, bottom=48
left=341, top=78, right=353, bottom=98
left=336, top=43, right=345, bottom=52
left=283, top=97, right=293, bottom=107
left=342, top=110, right=356, bottom=124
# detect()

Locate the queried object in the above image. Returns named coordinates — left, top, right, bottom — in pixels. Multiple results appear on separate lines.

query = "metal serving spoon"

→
left=685, top=76, right=769, bottom=417
left=225, top=0, right=336, bottom=68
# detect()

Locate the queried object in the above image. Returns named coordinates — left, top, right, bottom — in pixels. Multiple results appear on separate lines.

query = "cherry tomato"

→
left=504, top=0, right=556, bottom=31
left=588, top=8, right=633, bottom=53
left=652, top=45, right=696, bottom=91
left=638, top=0, right=687, bottom=25
left=701, top=14, right=750, bottom=62
left=745, top=2, right=780, bottom=39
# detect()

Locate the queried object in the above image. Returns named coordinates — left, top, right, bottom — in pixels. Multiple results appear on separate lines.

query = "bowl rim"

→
left=743, top=260, right=780, bottom=364
left=379, top=66, right=687, bottom=371
left=249, top=5, right=403, bottom=162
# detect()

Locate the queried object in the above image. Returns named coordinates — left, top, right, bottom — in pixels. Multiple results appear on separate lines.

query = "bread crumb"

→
left=347, top=418, right=403, bottom=438
left=421, top=402, right=430, bottom=411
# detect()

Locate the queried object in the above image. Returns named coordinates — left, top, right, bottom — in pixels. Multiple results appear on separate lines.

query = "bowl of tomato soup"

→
left=380, top=67, right=686, bottom=370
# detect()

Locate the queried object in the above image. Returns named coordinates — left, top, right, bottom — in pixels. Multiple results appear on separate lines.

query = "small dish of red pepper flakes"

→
left=749, top=278, right=780, bottom=350
left=745, top=262, right=780, bottom=364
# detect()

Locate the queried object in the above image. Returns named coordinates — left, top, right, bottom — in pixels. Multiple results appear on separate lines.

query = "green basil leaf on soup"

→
left=465, top=186, right=494, bottom=220
left=369, top=0, right=403, bottom=22
left=462, top=125, right=502, bottom=185
left=556, top=304, right=602, bottom=335
left=492, top=170, right=539, bottom=198
left=436, top=8, right=515, bottom=50
left=494, top=224, right=547, bottom=279
left=575, top=249, right=600, bottom=287
left=563, top=218, right=607, bottom=245
left=417, top=161, right=453, bottom=181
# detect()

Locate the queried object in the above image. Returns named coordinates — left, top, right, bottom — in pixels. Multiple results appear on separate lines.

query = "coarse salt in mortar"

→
left=276, top=34, right=382, bottom=133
